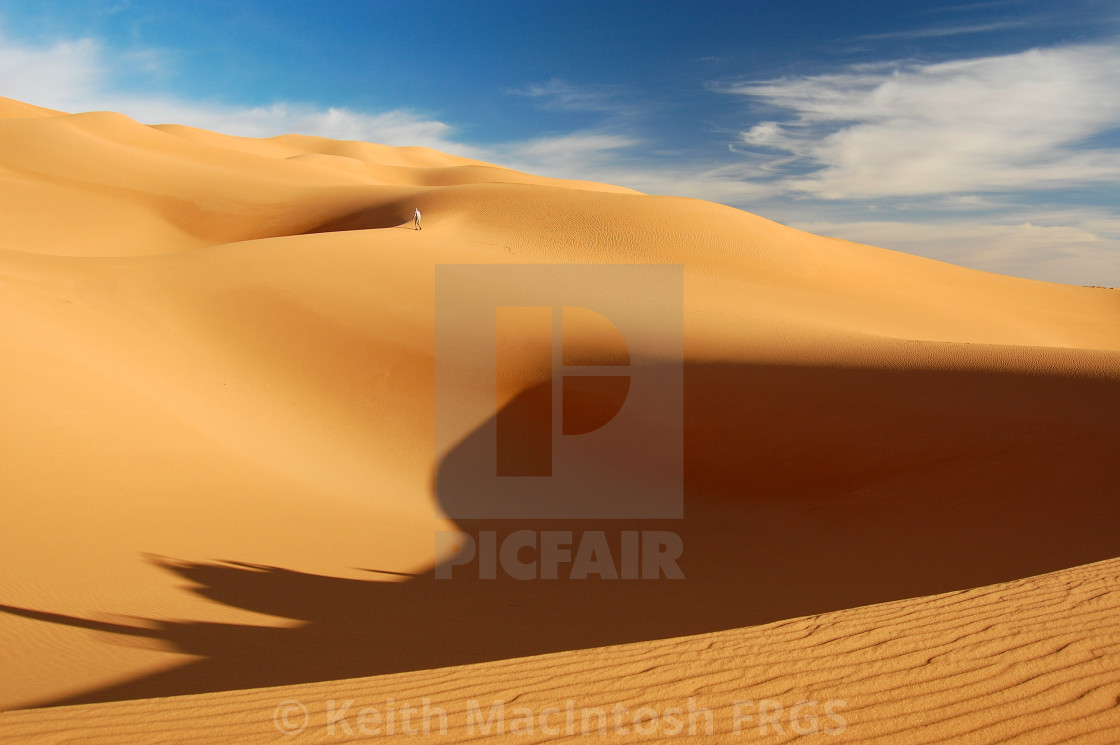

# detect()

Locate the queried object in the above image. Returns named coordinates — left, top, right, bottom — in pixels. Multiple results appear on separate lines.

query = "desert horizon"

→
left=1, top=77, right=1118, bottom=745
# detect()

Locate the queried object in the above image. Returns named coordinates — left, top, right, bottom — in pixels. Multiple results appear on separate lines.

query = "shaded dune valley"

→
left=1, top=95, right=1119, bottom=742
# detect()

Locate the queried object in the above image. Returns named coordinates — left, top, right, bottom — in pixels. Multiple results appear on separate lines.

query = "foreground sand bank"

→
left=3, top=557, right=1118, bottom=743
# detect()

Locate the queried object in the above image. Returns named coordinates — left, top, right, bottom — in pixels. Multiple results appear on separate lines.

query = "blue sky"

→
left=1, top=0, right=1119, bottom=285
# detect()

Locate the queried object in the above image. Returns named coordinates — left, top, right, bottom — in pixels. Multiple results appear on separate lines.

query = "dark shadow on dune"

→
left=5, top=362, right=1120, bottom=708
left=301, top=202, right=415, bottom=234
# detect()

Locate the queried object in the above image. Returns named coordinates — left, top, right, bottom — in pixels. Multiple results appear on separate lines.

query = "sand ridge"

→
left=2, top=557, right=1118, bottom=743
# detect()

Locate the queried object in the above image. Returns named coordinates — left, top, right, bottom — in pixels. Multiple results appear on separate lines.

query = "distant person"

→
left=414, top=208, right=422, bottom=231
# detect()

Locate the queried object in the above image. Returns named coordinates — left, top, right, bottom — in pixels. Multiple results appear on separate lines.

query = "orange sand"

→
left=0, top=95, right=1117, bottom=741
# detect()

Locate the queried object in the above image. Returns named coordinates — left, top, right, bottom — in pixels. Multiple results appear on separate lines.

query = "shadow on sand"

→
left=301, top=202, right=417, bottom=234
left=5, top=361, right=1120, bottom=707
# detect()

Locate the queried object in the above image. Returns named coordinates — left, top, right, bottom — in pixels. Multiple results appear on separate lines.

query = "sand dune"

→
left=0, top=96, right=1118, bottom=739
left=3, top=556, right=1118, bottom=744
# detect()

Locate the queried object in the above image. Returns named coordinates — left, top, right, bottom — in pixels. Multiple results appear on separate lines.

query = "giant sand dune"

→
left=1, top=95, right=1118, bottom=742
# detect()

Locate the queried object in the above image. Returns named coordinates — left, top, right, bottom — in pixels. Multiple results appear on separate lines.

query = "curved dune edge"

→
left=2, top=556, right=1118, bottom=744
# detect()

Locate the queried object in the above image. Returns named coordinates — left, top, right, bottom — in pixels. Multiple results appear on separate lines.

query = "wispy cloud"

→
left=919, top=0, right=1028, bottom=14
left=120, top=97, right=492, bottom=156
left=796, top=213, right=1120, bottom=286
left=721, top=44, right=1120, bottom=200
left=0, top=27, right=485, bottom=157
left=497, top=132, right=638, bottom=172
left=856, top=19, right=1029, bottom=40
left=0, top=35, right=105, bottom=105
left=487, top=131, right=778, bottom=203
left=507, top=77, right=629, bottom=113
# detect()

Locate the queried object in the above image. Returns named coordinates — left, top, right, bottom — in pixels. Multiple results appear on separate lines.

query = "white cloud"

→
left=795, top=215, right=1120, bottom=286
left=497, top=132, right=638, bottom=174
left=589, top=162, right=777, bottom=203
left=0, top=36, right=104, bottom=105
left=508, top=78, right=626, bottom=112
left=0, top=27, right=485, bottom=157
left=856, top=19, right=1030, bottom=40
left=488, top=132, right=780, bottom=203
left=112, top=97, right=490, bottom=156
left=724, top=44, right=1120, bottom=199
